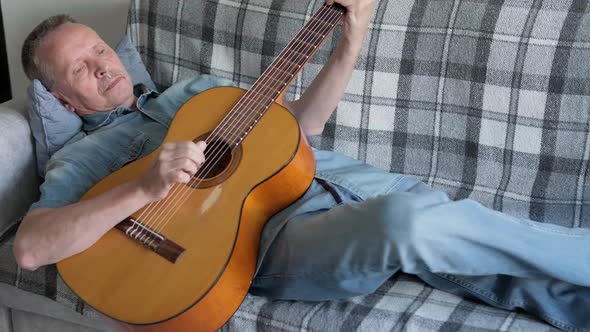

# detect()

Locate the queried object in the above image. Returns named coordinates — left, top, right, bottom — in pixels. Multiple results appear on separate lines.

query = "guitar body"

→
left=56, top=86, right=316, bottom=331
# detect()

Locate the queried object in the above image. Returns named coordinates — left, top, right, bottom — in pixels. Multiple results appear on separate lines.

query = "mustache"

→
left=99, top=70, right=127, bottom=93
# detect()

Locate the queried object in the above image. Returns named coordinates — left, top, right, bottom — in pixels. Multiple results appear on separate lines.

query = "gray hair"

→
left=21, top=14, right=77, bottom=90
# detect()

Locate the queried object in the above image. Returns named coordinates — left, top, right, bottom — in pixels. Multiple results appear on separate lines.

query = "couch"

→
left=1, top=0, right=588, bottom=330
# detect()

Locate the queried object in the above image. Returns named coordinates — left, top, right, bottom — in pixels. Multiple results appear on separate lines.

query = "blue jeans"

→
left=250, top=173, right=590, bottom=331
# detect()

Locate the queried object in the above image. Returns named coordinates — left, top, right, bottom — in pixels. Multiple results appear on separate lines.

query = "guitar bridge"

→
left=114, top=217, right=185, bottom=263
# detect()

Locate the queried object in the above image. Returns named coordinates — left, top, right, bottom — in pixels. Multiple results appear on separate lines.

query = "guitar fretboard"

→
left=216, top=3, right=346, bottom=147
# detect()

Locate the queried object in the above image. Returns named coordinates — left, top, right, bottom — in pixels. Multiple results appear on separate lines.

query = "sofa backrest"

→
left=128, top=0, right=590, bottom=227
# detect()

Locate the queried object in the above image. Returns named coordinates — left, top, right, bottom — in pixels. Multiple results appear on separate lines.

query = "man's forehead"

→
left=39, top=23, right=103, bottom=62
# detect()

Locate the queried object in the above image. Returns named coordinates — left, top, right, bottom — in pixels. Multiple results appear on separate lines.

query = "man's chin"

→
left=105, top=85, right=135, bottom=108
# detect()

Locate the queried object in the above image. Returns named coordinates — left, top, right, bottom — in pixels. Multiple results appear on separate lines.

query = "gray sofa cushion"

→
left=129, top=0, right=590, bottom=228
left=0, top=283, right=109, bottom=332
left=0, top=102, right=40, bottom=235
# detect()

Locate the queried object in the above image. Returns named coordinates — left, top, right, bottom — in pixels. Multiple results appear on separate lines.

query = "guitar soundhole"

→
left=190, top=134, right=242, bottom=189
left=199, top=140, right=231, bottom=179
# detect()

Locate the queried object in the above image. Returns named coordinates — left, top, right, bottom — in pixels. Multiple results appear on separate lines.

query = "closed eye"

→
left=73, top=64, right=85, bottom=75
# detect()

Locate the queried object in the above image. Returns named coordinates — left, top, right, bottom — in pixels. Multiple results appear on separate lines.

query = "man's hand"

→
left=136, top=141, right=207, bottom=202
left=13, top=141, right=208, bottom=269
left=326, top=0, right=376, bottom=55
left=284, top=0, right=376, bottom=136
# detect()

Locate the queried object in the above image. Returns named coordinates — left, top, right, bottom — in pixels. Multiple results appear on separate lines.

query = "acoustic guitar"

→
left=56, top=3, right=346, bottom=331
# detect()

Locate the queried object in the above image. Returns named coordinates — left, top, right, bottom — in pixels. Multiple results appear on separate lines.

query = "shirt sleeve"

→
left=29, top=155, right=95, bottom=211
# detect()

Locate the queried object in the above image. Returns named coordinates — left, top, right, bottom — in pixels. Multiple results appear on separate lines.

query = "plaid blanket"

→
left=129, top=0, right=590, bottom=228
left=1, top=0, right=588, bottom=330
left=126, top=0, right=588, bottom=330
left=0, top=223, right=559, bottom=331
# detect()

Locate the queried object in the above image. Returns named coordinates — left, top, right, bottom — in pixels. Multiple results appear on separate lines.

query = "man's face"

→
left=38, top=23, right=134, bottom=115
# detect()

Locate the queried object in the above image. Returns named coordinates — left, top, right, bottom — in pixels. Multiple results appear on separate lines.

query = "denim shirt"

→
left=30, top=74, right=404, bottom=266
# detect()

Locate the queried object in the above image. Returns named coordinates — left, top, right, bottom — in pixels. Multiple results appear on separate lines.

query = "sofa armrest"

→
left=0, top=97, right=40, bottom=234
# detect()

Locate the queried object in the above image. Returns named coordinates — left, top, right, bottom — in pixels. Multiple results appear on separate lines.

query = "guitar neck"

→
left=218, top=3, right=346, bottom=146
left=250, top=3, right=346, bottom=101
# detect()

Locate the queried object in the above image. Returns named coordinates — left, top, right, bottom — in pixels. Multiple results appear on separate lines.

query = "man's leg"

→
left=416, top=273, right=590, bottom=331
left=251, top=194, right=405, bottom=300
left=251, top=178, right=590, bottom=329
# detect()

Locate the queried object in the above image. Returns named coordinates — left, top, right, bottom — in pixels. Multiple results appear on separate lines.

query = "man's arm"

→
left=14, top=181, right=151, bottom=271
left=284, top=0, right=376, bottom=136
left=14, top=141, right=206, bottom=271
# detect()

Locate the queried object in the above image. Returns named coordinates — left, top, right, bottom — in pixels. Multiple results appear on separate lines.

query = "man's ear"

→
left=51, top=91, right=76, bottom=112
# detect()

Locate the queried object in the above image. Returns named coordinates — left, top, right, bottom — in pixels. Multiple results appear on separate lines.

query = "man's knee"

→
left=370, top=191, right=450, bottom=233
left=368, top=191, right=451, bottom=270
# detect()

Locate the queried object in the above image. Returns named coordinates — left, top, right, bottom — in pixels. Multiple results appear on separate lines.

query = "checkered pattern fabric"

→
left=0, top=225, right=98, bottom=318
left=0, top=224, right=559, bottom=331
left=126, top=0, right=587, bottom=330
left=224, top=275, right=559, bottom=332
left=128, top=0, right=590, bottom=228
left=1, top=0, right=587, bottom=331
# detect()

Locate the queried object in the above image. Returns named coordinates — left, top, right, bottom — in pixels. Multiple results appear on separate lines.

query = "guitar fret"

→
left=285, top=47, right=310, bottom=61
left=229, top=92, right=274, bottom=145
left=272, top=66, right=295, bottom=78
left=302, top=27, right=325, bottom=40
left=275, top=58, right=302, bottom=71
left=222, top=4, right=345, bottom=149
left=309, top=15, right=336, bottom=30
left=268, top=76, right=289, bottom=88
left=274, top=56, right=301, bottom=73
left=248, top=86, right=278, bottom=101
left=291, top=38, right=317, bottom=51
left=255, top=81, right=281, bottom=95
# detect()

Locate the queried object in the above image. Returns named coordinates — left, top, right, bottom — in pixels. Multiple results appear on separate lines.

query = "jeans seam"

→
left=321, top=177, right=368, bottom=200
left=487, top=208, right=589, bottom=237
left=384, top=175, right=405, bottom=193
left=314, top=172, right=405, bottom=200
left=435, top=273, right=585, bottom=332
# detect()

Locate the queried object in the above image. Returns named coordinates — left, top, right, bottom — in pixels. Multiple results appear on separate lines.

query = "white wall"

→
left=1, top=0, right=130, bottom=99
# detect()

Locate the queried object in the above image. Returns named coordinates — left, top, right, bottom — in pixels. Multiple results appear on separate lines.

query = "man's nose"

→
left=95, top=62, right=109, bottom=78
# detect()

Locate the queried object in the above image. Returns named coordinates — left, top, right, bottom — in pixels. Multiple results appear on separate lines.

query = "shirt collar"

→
left=81, top=84, right=159, bottom=132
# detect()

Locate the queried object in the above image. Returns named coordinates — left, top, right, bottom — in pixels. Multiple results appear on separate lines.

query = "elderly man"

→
left=12, top=0, right=590, bottom=330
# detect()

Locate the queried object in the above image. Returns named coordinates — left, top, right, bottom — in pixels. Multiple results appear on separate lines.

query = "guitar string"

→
left=142, top=4, right=343, bottom=242
left=127, top=4, right=343, bottom=243
left=130, top=4, right=341, bottom=242
left=146, top=5, right=344, bottom=240
left=133, top=4, right=340, bottom=238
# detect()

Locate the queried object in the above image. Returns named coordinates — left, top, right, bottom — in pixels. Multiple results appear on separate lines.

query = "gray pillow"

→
left=27, top=35, right=156, bottom=177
